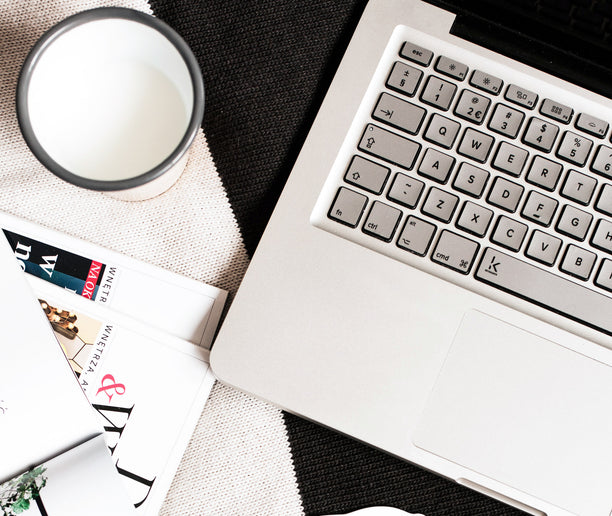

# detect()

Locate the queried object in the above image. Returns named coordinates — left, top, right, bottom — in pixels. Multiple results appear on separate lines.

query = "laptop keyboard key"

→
left=328, top=187, right=368, bottom=227
left=399, top=41, right=433, bottom=66
left=358, top=124, right=421, bottom=170
left=525, top=156, right=563, bottom=191
left=457, top=128, right=494, bottom=162
left=469, top=70, right=503, bottom=95
left=556, top=131, right=593, bottom=166
left=475, top=247, right=612, bottom=335
left=595, top=259, right=612, bottom=292
left=423, top=114, right=461, bottom=148
left=452, top=162, right=490, bottom=198
left=526, top=230, right=562, bottom=265
left=421, top=187, right=459, bottom=222
left=590, top=145, right=612, bottom=179
left=505, top=84, right=538, bottom=109
left=420, top=76, right=457, bottom=110
left=560, top=170, right=597, bottom=205
left=435, top=56, right=468, bottom=81
left=560, top=244, right=596, bottom=280
left=523, top=117, right=559, bottom=152
left=595, top=184, right=612, bottom=216
left=362, top=201, right=402, bottom=241
left=396, top=216, right=436, bottom=256
left=417, top=148, right=455, bottom=183
left=431, top=230, right=479, bottom=274
left=555, top=204, right=593, bottom=240
left=454, top=89, right=490, bottom=124
left=591, top=218, right=612, bottom=253
left=387, top=173, right=424, bottom=208
left=386, top=61, right=423, bottom=97
left=540, top=98, right=573, bottom=124
left=456, top=201, right=493, bottom=237
left=372, top=93, right=426, bottom=134
left=575, top=113, right=608, bottom=139
left=492, top=142, right=529, bottom=176
left=488, top=103, right=525, bottom=138
left=344, top=155, right=390, bottom=194
left=487, top=177, right=524, bottom=212
left=521, top=191, right=558, bottom=226
left=490, top=215, right=528, bottom=251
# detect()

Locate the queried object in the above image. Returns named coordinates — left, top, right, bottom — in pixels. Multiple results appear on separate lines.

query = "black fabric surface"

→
left=149, top=1, right=523, bottom=514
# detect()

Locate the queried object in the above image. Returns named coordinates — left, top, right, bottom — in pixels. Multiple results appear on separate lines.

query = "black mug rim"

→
left=16, top=6, right=205, bottom=192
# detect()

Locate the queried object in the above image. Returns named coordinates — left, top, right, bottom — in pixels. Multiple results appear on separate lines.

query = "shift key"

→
left=358, top=124, right=421, bottom=170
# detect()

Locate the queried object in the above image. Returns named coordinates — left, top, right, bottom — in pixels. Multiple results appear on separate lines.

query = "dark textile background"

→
left=149, top=1, right=522, bottom=514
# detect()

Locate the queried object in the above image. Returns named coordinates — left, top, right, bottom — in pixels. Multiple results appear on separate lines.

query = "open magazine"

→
left=0, top=214, right=225, bottom=515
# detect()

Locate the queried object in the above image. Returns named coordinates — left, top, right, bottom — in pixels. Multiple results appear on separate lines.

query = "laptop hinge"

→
left=450, top=13, right=612, bottom=100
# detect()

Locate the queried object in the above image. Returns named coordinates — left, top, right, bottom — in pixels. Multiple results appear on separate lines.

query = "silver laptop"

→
left=211, top=0, right=612, bottom=514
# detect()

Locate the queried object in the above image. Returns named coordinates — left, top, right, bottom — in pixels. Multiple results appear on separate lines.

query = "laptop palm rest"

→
left=413, top=310, right=612, bottom=515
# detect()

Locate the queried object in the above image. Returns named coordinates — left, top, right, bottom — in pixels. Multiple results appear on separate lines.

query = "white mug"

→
left=16, top=7, right=204, bottom=201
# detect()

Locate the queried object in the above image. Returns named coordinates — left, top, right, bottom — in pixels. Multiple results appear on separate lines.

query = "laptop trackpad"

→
left=413, top=310, right=612, bottom=515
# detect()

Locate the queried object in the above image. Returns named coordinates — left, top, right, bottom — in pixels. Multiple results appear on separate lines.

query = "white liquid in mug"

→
left=26, top=19, right=193, bottom=182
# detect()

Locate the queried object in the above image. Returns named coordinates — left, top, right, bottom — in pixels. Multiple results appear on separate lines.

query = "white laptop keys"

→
left=211, top=1, right=612, bottom=514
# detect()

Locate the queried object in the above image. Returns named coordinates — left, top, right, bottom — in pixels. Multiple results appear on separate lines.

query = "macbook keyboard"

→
left=311, top=26, right=612, bottom=336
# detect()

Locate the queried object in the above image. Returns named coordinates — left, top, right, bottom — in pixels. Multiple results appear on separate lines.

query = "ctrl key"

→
left=328, top=187, right=368, bottom=227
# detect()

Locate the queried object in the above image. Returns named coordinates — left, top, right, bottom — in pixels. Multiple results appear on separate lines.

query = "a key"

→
left=488, top=103, right=524, bottom=138
left=400, top=41, right=433, bottom=66
left=470, top=70, right=503, bottom=95
left=456, top=201, right=493, bottom=237
left=492, top=142, right=529, bottom=177
left=372, top=92, right=426, bottom=134
left=505, top=84, right=538, bottom=109
left=591, top=218, right=612, bottom=253
left=434, top=56, right=468, bottom=81
left=420, top=75, right=457, bottom=110
left=435, top=56, right=468, bottom=81
left=431, top=230, right=479, bottom=274
left=525, top=156, right=563, bottom=191
left=523, top=117, right=559, bottom=152
left=595, top=259, right=612, bottom=292
left=387, top=172, right=425, bottom=208
left=452, top=162, right=490, bottom=198
left=475, top=247, right=612, bottom=335
left=575, top=113, right=608, bottom=139
left=417, top=148, right=455, bottom=183
left=396, top=216, right=436, bottom=256
left=362, top=201, right=402, bottom=241
left=555, top=204, right=593, bottom=241
left=328, top=187, right=368, bottom=227
left=358, top=124, right=421, bottom=170
left=457, top=128, right=494, bottom=163
left=454, top=89, right=490, bottom=124
left=595, top=184, right=612, bottom=216
left=490, top=215, right=528, bottom=251
left=423, top=114, right=461, bottom=149
left=386, top=61, right=424, bottom=97
left=590, top=145, right=612, bottom=179
left=421, top=187, right=459, bottom=223
left=525, top=230, right=562, bottom=265
left=556, top=131, right=593, bottom=166
left=344, top=155, right=390, bottom=194
left=540, top=98, right=573, bottom=124
left=521, top=191, right=558, bottom=226
left=487, top=177, right=524, bottom=212
left=560, top=244, right=596, bottom=280
left=560, top=170, right=597, bottom=205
